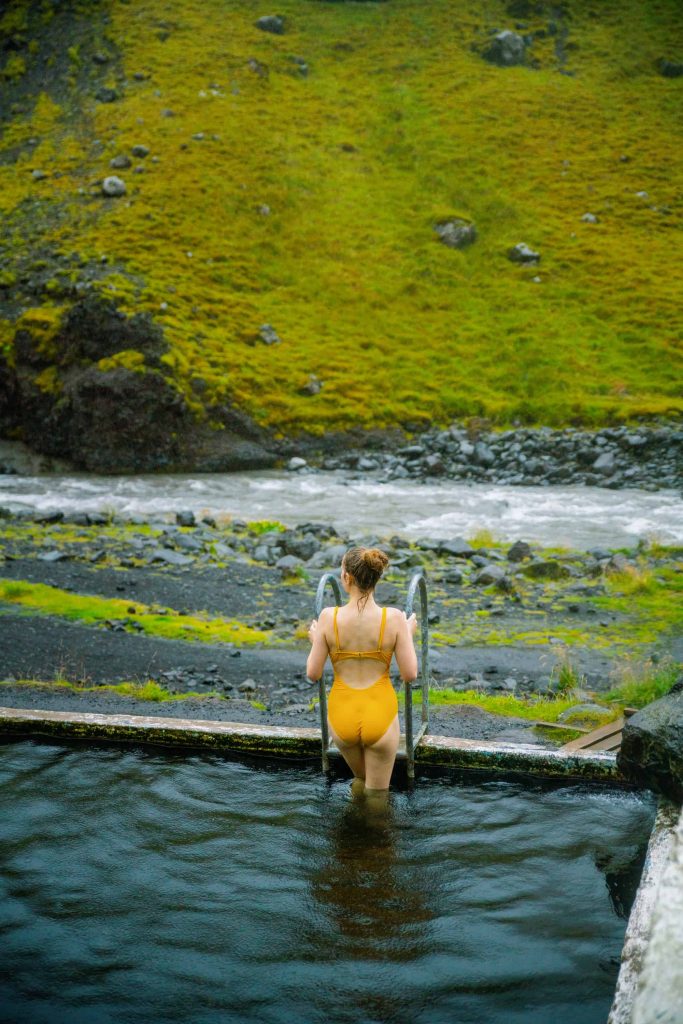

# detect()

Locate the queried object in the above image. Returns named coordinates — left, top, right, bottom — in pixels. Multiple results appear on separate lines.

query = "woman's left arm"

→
left=306, top=607, right=331, bottom=681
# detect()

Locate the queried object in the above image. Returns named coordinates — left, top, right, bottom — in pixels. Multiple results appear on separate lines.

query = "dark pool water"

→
left=0, top=742, right=657, bottom=1024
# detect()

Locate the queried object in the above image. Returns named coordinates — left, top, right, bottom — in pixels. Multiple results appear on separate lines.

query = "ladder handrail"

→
left=311, top=572, right=343, bottom=772
left=309, top=569, right=430, bottom=778
left=403, top=570, right=430, bottom=779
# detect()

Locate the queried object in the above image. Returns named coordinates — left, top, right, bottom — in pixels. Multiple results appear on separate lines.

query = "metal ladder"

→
left=310, top=571, right=430, bottom=779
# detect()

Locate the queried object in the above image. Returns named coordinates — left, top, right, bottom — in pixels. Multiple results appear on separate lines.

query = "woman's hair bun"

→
left=362, top=547, right=389, bottom=573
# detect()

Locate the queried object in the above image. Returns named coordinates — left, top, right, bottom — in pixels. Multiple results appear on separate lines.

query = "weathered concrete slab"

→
left=0, top=705, right=624, bottom=780
left=632, top=800, right=683, bottom=1024
left=608, top=797, right=681, bottom=1024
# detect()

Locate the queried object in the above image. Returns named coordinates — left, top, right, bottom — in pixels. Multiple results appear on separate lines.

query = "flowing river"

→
left=1, top=469, right=682, bottom=549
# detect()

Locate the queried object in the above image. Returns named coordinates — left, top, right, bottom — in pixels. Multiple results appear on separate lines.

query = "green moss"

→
left=0, top=677, right=226, bottom=703
left=404, top=687, right=598, bottom=723
left=603, top=654, right=681, bottom=708
left=2, top=54, right=26, bottom=81
left=0, top=579, right=272, bottom=645
left=248, top=520, right=287, bottom=534
left=1, top=0, right=682, bottom=431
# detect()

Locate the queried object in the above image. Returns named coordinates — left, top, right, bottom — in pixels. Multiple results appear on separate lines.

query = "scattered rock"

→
left=507, top=539, right=532, bottom=562
left=39, top=550, right=70, bottom=562
left=434, top=219, right=477, bottom=249
left=521, top=559, right=571, bottom=580
left=483, top=29, right=528, bottom=67
left=148, top=548, right=194, bottom=566
left=657, top=58, right=683, bottom=78
left=258, top=323, right=281, bottom=345
left=299, top=374, right=322, bottom=396
left=176, top=510, right=196, bottom=528
left=109, top=155, right=132, bottom=169
left=276, top=553, right=303, bottom=574
left=102, top=176, right=126, bottom=197
left=472, top=564, right=507, bottom=585
left=288, top=456, right=307, bottom=471
left=131, top=144, right=150, bottom=158
left=507, top=242, right=540, bottom=263
left=96, top=87, right=118, bottom=103
left=593, top=451, right=616, bottom=474
left=255, top=15, right=285, bottom=34
left=438, top=537, right=475, bottom=558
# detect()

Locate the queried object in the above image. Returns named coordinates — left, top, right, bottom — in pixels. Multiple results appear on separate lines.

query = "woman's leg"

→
left=328, top=719, right=366, bottom=780
left=363, top=713, right=400, bottom=791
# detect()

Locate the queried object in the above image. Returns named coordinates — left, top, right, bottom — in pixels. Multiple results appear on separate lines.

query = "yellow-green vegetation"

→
left=604, top=653, right=681, bottom=708
left=596, top=558, right=683, bottom=644
left=1, top=0, right=682, bottom=433
left=247, top=520, right=287, bottom=534
left=408, top=687, right=596, bottom=724
left=0, top=677, right=225, bottom=702
left=0, top=579, right=272, bottom=645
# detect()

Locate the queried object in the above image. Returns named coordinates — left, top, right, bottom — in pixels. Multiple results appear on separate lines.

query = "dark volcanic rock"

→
left=617, top=686, right=683, bottom=803
left=0, top=296, right=278, bottom=473
left=58, top=294, right=168, bottom=366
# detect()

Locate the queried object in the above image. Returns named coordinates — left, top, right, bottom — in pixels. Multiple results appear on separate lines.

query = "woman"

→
left=306, top=546, right=418, bottom=797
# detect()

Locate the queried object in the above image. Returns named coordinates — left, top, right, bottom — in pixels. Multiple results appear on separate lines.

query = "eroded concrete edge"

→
left=0, top=705, right=621, bottom=779
left=631, top=800, right=683, bottom=1024
left=608, top=797, right=682, bottom=1024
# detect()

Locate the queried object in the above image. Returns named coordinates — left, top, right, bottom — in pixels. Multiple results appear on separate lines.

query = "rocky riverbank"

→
left=278, top=419, right=683, bottom=493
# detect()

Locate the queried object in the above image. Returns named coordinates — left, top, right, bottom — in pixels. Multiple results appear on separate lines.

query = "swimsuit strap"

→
left=377, top=606, right=387, bottom=651
left=333, top=605, right=341, bottom=652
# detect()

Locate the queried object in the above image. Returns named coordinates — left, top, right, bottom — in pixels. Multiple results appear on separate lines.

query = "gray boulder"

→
left=255, top=15, right=285, bottom=34
left=617, top=684, right=683, bottom=803
left=434, top=219, right=477, bottom=249
left=148, top=548, right=193, bottom=566
left=507, top=242, right=540, bottom=263
left=102, top=176, right=126, bottom=197
left=521, top=559, right=571, bottom=579
left=507, top=539, right=532, bottom=562
left=276, top=554, right=303, bottom=574
left=438, top=537, right=474, bottom=558
left=176, top=510, right=196, bottom=527
left=473, top=441, right=495, bottom=466
left=472, top=563, right=507, bottom=585
left=110, top=154, right=132, bottom=169
left=657, top=58, right=683, bottom=77
left=593, top=450, right=616, bottom=474
left=483, top=30, right=528, bottom=67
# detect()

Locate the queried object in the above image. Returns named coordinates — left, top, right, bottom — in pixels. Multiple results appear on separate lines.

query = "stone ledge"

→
left=0, top=705, right=623, bottom=780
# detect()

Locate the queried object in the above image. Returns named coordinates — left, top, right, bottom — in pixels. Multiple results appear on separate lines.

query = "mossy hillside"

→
left=1, top=0, right=682, bottom=435
left=0, top=579, right=273, bottom=644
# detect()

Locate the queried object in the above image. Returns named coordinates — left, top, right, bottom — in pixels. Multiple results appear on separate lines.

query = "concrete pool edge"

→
left=608, top=796, right=683, bottom=1024
left=0, top=704, right=622, bottom=780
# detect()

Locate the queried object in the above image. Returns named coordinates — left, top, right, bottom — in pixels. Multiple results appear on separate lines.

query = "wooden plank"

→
left=560, top=716, right=625, bottom=753
left=532, top=720, right=592, bottom=733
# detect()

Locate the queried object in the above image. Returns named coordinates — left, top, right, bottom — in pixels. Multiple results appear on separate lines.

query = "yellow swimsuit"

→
left=327, top=605, right=399, bottom=747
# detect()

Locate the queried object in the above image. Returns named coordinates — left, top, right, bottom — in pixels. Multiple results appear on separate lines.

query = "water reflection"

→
left=595, top=841, right=649, bottom=920
left=310, top=790, right=433, bottom=959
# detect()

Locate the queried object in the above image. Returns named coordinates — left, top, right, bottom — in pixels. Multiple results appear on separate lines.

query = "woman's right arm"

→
left=306, top=606, right=332, bottom=682
left=393, top=609, right=418, bottom=682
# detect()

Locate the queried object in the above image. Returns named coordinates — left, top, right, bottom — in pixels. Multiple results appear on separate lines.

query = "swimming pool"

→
left=0, top=741, right=657, bottom=1024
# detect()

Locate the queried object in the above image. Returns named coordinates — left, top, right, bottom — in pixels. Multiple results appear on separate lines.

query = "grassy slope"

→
left=1, top=0, right=682, bottom=436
